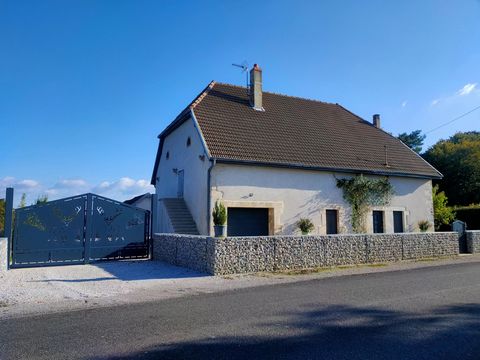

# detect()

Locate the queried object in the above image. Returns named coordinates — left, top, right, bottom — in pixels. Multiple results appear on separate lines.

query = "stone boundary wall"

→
left=153, top=234, right=215, bottom=274
left=0, top=238, right=8, bottom=272
left=153, top=232, right=460, bottom=275
left=466, top=231, right=480, bottom=254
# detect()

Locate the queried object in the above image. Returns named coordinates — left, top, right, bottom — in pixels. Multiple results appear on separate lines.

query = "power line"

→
left=425, top=104, right=480, bottom=134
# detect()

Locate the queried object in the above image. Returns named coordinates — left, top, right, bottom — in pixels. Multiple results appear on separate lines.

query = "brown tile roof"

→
left=152, top=82, right=441, bottom=184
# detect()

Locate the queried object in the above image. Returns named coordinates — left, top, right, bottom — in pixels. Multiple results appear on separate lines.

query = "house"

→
left=151, top=65, right=441, bottom=236
left=124, top=193, right=152, bottom=213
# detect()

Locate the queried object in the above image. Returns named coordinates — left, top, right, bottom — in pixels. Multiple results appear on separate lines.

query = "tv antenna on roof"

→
left=232, top=61, right=249, bottom=90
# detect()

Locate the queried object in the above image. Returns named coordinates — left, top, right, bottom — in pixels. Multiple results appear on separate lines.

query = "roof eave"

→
left=214, top=158, right=443, bottom=180
left=151, top=82, right=216, bottom=185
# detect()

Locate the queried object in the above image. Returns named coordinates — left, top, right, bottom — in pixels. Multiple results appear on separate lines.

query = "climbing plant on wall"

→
left=336, top=175, right=394, bottom=233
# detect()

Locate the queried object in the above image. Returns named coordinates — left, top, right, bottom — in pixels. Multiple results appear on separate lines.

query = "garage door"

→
left=227, top=208, right=269, bottom=236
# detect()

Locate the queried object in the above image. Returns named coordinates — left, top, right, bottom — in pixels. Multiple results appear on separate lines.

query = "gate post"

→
left=453, top=220, right=468, bottom=253
left=151, top=193, right=158, bottom=235
left=3, top=187, right=14, bottom=270
left=84, top=193, right=93, bottom=263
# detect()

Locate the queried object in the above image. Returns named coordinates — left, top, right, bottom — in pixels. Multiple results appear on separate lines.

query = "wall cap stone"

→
left=154, top=232, right=457, bottom=240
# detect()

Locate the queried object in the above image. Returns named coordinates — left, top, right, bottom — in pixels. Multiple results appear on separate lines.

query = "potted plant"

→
left=297, top=218, right=315, bottom=235
left=213, top=201, right=227, bottom=237
left=418, top=220, right=431, bottom=232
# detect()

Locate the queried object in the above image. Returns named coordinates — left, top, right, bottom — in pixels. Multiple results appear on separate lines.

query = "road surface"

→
left=1, top=262, right=479, bottom=359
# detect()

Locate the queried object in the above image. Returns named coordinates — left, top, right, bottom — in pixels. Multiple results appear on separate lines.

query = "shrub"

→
left=432, top=185, right=455, bottom=230
left=297, top=218, right=315, bottom=234
left=336, top=175, right=394, bottom=233
left=418, top=220, right=431, bottom=232
left=212, top=201, right=227, bottom=226
left=454, top=206, right=480, bottom=230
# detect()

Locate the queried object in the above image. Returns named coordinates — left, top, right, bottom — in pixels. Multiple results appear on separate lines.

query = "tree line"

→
left=0, top=195, right=48, bottom=236
left=397, top=130, right=480, bottom=229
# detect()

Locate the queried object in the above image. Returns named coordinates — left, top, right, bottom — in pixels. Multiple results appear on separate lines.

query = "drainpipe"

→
left=207, top=158, right=216, bottom=236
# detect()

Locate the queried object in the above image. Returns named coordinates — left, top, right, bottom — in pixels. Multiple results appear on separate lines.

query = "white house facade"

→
left=151, top=65, right=440, bottom=236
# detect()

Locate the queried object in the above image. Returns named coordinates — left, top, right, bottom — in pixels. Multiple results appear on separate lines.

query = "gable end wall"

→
left=154, top=117, right=210, bottom=234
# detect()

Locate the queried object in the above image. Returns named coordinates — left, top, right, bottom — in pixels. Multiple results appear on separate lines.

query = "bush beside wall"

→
left=455, top=208, right=480, bottom=230
left=153, top=232, right=461, bottom=275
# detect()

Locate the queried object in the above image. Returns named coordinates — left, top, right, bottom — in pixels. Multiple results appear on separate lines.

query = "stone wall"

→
left=466, top=231, right=480, bottom=254
left=152, top=233, right=215, bottom=274
left=153, top=232, right=460, bottom=275
left=0, top=238, right=7, bottom=272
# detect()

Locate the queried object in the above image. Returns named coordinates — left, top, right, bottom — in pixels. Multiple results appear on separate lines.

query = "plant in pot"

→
left=418, top=220, right=431, bottom=232
left=213, top=201, right=227, bottom=237
left=297, top=218, right=315, bottom=235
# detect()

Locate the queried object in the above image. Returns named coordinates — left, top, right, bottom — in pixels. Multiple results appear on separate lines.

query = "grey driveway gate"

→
left=11, top=193, right=150, bottom=268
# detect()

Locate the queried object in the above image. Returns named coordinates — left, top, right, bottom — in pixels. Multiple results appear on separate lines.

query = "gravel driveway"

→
left=0, top=260, right=281, bottom=319
left=1, top=256, right=479, bottom=319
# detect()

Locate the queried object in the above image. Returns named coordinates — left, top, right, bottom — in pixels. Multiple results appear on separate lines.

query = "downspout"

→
left=207, top=158, right=216, bottom=236
left=190, top=108, right=215, bottom=235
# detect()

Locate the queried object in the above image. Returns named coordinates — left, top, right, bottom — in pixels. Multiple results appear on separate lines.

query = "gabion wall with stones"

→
left=466, top=231, right=480, bottom=254
left=0, top=238, right=7, bottom=272
left=153, top=233, right=215, bottom=274
left=153, top=232, right=460, bottom=275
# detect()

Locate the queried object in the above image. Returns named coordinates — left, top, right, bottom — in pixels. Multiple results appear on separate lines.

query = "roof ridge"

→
left=335, top=103, right=371, bottom=124
left=214, top=81, right=337, bottom=106
left=189, top=80, right=216, bottom=109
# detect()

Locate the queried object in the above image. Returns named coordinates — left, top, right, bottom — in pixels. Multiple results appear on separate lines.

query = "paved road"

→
left=1, top=262, right=479, bottom=360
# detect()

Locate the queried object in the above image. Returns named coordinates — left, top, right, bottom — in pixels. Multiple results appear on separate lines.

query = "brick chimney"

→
left=372, top=114, right=381, bottom=128
left=249, top=64, right=263, bottom=110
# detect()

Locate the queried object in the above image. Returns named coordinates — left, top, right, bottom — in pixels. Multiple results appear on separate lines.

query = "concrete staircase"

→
left=162, top=198, right=199, bottom=235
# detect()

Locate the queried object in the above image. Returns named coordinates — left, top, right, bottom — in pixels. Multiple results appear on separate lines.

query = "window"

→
left=186, top=137, right=191, bottom=147
left=166, top=151, right=170, bottom=159
left=326, top=209, right=338, bottom=234
left=372, top=211, right=384, bottom=233
left=393, top=211, right=404, bottom=233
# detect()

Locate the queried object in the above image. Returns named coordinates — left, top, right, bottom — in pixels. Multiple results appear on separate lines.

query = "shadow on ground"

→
left=28, top=260, right=208, bottom=283
left=97, top=303, right=480, bottom=360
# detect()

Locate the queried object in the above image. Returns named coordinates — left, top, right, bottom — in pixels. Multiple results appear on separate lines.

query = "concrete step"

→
left=162, top=198, right=199, bottom=235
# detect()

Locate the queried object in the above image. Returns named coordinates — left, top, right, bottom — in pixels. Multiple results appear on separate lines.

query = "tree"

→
left=18, top=193, right=27, bottom=208
left=423, top=131, right=480, bottom=206
left=397, top=130, right=426, bottom=153
left=432, top=184, right=455, bottom=230
left=33, top=195, right=48, bottom=205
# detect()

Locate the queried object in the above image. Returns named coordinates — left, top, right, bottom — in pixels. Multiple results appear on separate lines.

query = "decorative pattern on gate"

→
left=12, top=193, right=150, bottom=267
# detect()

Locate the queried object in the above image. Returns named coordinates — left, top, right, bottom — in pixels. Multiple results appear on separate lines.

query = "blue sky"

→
left=1, top=0, right=479, bottom=205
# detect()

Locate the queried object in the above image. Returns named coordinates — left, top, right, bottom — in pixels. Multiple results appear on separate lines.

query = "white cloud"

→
left=17, top=179, right=40, bottom=188
left=431, top=82, right=479, bottom=106
left=1, top=176, right=153, bottom=205
left=401, top=100, right=408, bottom=108
left=92, top=177, right=154, bottom=200
left=45, top=178, right=90, bottom=198
left=0, top=177, right=43, bottom=206
left=456, top=83, right=477, bottom=96
left=54, top=179, right=89, bottom=189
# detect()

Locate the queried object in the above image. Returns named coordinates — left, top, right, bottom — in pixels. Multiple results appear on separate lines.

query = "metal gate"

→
left=11, top=193, right=150, bottom=268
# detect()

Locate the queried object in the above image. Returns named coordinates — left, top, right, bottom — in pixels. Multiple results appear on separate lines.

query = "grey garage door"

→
left=227, top=208, right=269, bottom=236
